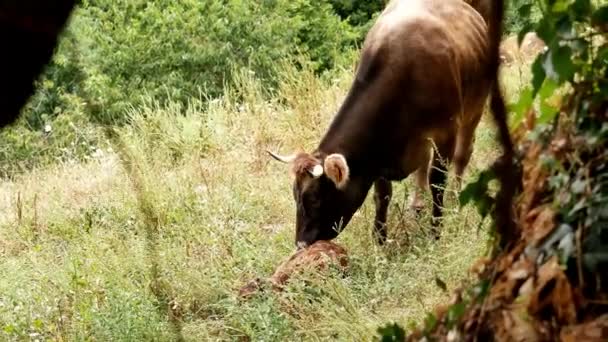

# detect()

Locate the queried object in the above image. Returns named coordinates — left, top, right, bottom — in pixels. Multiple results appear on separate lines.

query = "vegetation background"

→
left=0, top=0, right=580, bottom=340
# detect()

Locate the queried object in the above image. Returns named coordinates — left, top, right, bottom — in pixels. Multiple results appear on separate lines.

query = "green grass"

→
left=0, top=58, right=529, bottom=341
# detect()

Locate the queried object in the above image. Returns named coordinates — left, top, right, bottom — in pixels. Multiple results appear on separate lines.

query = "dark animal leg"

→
left=373, top=178, right=392, bottom=245
left=429, top=140, right=455, bottom=239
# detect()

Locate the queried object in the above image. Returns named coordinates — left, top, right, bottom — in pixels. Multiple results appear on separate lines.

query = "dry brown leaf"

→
left=494, top=308, right=540, bottom=342
left=523, top=205, right=556, bottom=245
left=518, top=277, right=534, bottom=298
left=496, top=243, right=526, bottom=274
left=528, top=256, right=577, bottom=325
left=560, top=314, right=608, bottom=342
left=525, top=108, right=536, bottom=131
left=462, top=306, right=481, bottom=335
left=550, top=137, right=568, bottom=154
left=469, top=257, right=492, bottom=277
left=519, top=143, right=548, bottom=216
left=548, top=134, right=573, bottom=162
left=488, top=257, right=534, bottom=309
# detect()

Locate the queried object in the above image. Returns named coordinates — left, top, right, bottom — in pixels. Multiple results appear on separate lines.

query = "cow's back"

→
left=360, top=0, right=490, bottom=124
left=319, top=0, right=493, bottom=173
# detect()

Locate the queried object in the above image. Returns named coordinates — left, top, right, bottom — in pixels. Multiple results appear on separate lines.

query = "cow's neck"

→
left=315, top=122, right=381, bottom=181
left=315, top=80, right=390, bottom=180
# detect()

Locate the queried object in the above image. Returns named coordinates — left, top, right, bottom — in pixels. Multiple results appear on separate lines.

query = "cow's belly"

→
left=378, top=135, right=434, bottom=181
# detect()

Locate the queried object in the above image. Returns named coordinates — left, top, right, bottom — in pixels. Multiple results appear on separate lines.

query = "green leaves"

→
left=538, top=78, right=560, bottom=124
left=597, top=45, right=608, bottom=65
left=519, top=3, right=534, bottom=18
left=551, top=0, right=572, bottom=13
left=459, top=169, right=497, bottom=219
left=446, top=302, right=466, bottom=328
left=509, top=87, right=533, bottom=126
left=552, top=46, right=577, bottom=82
left=508, top=0, right=608, bottom=127
left=591, top=5, right=608, bottom=26
left=531, top=55, right=547, bottom=96
left=571, top=0, right=592, bottom=19
left=424, top=312, right=438, bottom=333
left=536, top=16, right=557, bottom=44
left=377, top=322, right=406, bottom=342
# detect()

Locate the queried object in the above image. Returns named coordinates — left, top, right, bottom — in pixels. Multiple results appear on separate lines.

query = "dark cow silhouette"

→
left=0, top=1, right=76, bottom=128
left=269, top=0, right=504, bottom=248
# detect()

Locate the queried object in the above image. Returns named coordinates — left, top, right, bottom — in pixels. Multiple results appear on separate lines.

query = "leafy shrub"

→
left=1, top=0, right=546, bottom=177
left=379, top=0, right=607, bottom=338
left=328, top=0, right=386, bottom=41
left=0, top=98, right=104, bottom=178
left=29, top=0, right=359, bottom=125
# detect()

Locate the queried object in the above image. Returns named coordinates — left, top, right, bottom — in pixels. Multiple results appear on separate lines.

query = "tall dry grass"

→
left=0, top=57, right=529, bottom=340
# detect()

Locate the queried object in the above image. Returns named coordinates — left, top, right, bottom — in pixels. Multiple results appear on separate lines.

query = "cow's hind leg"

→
left=429, top=138, right=456, bottom=239
left=409, top=144, right=433, bottom=215
left=373, top=178, right=392, bottom=245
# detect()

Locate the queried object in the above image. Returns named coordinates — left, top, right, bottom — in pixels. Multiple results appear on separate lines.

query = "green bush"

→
left=1, top=0, right=538, bottom=177
left=29, top=0, right=360, bottom=125
left=1, top=0, right=366, bottom=177
left=328, top=0, right=386, bottom=41
left=0, top=104, right=105, bottom=178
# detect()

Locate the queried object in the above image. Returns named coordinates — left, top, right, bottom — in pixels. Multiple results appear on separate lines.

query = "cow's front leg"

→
left=373, top=178, right=392, bottom=245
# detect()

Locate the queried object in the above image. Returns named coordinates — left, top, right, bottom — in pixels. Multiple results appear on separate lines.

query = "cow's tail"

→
left=462, top=0, right=516, bottom=247
left=480, top=0, right=518, bottom=248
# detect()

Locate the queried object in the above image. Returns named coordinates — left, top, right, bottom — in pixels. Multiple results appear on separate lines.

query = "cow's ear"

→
left=324, top=154, right=349, bottom=189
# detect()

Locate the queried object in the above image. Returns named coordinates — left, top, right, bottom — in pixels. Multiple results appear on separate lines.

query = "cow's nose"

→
left=296, top=241, right=309, bottom=250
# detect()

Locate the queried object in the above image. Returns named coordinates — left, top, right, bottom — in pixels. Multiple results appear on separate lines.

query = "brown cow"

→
left=269, top=0, right=504, bottom=248
left=0, top=1, right=76, bottom=128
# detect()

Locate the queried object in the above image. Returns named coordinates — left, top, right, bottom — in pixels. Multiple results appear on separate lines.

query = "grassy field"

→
left=0, top=59, right=527, bottom=340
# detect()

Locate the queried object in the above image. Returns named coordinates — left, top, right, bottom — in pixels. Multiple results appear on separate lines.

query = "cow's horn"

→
left=266, top=150, right=296, bottom=163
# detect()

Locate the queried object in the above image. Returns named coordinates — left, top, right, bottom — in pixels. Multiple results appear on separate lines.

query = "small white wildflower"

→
left=44, top=124, right=52, bottom=133
left=92, top=148, right=104, bottom=160
left=194, top=184, right=207, bottom=195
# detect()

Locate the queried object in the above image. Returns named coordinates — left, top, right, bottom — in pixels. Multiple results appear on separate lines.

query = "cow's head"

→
left=268, top=150, right=368, bottom=249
